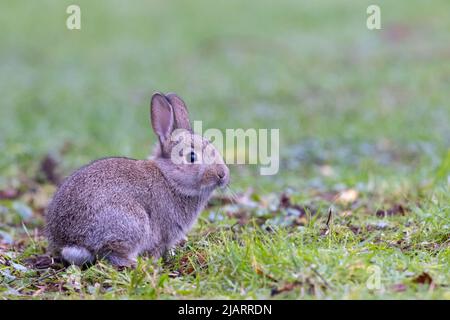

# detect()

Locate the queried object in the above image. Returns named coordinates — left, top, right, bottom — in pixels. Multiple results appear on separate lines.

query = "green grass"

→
left=0, top=0, right=449, bottom=299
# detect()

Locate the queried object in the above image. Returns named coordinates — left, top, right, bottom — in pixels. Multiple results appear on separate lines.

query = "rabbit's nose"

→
left=216, top=166, right=229, bottom=187
left=216, top=166, right=228, bottom=179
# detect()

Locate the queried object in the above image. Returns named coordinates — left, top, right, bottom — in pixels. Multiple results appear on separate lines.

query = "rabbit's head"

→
left=150, top=92, right=229, bottom=197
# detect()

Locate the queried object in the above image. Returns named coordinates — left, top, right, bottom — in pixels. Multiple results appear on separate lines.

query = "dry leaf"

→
left=0, top=188, right=21, bottom=200
left=340, top=210, right=353, bottom=217
left=376, top=204, right=407, bottom=217
left=39, top=154, right=61, bottom=185
left=279, top=193, right=315, bottom=217
left=24, top=255, right=60, bottom=270
left=178, top=251, right=208, bottom=276
left=337, top=189, right=358, bottom=204
left=412, top=272, right=433, bottom=285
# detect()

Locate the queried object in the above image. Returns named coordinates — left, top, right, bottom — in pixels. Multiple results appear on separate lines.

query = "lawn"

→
left=0, top=0, right=449, bottom=299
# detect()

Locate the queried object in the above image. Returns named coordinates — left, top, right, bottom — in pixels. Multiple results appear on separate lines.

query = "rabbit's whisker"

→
left=225, top=185, right=239, bottom=205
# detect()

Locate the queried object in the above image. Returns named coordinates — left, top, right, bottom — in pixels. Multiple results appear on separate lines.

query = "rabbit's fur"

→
left=45, top=92, right=229, bottom=267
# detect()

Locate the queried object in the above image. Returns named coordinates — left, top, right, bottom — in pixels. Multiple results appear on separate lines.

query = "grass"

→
left=0, top=0, right=449, bottom=299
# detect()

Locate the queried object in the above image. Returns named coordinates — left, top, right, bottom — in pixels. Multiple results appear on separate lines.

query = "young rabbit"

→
left=45, top=92, right=229, bottom=267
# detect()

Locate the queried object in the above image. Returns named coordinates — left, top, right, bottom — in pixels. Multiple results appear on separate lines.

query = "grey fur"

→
left=45, top=92, right=229, bottom=267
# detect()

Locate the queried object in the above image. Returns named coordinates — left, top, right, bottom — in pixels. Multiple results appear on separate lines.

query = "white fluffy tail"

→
left=61, top=246, right=94, bottom=265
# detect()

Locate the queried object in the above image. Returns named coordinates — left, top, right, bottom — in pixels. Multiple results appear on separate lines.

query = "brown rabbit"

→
left=45, top=92, right=229, bottom=267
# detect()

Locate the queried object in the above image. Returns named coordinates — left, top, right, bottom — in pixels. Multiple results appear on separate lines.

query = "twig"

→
left=325, top=207, right=333, bottom=228
left=310, top=266, right=333, bottom=290
left=322, top=207, right=334, bottom=236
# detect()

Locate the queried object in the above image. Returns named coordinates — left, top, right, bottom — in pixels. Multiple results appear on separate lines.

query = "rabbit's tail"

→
left=61, top=246, right=94, bottom=265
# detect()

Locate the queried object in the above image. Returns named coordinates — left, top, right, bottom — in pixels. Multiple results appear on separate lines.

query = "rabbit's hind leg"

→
left=98, top=240, right=140, bottom=268
left=106, top=251, right=138, bottom=268
left=92, top=204, right=148, bottom=268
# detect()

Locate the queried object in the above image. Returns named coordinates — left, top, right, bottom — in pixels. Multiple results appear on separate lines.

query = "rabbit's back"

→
left=45, top=157, right=160, bottom=256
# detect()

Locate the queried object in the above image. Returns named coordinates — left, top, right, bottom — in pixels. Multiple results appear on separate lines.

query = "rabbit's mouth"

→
left=217, top=175, right=230, bottom=188
left=200, top=177, right=228, bottom=192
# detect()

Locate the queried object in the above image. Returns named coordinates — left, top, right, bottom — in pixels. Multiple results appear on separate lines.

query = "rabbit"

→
left=45, top=92, right=230, bottom=268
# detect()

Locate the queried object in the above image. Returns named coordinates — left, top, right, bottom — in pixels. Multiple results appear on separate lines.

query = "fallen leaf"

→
left=178, top=251, right=208, bottom=276
left=0, top=188, right=21, bottom=200
left=38, top=154, right=62, bottom=185
left=279, top=193, right=293, bottom=209
left=340, top=210, right=353, bottom=217
left=412, top=272, right=433, bottom=285
left=337, top=189, right=358, bottom=204
left=376, top=204, right=407, bottom=217
left=24, top=255, right=61, bottom=270
left=279, top=193, right=315, bottom=217
left=348, top=225, right=360, bottom=234
left=295, top=215, right=308, bottom=226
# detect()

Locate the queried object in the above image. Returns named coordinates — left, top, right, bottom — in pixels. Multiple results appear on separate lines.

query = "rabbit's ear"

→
left=151, top=92, right=174, bottom=143
left=165, top=93, right=192, bottom=131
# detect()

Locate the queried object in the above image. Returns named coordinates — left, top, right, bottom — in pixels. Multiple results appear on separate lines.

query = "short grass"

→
left=0, top=0, right=449, bottom=299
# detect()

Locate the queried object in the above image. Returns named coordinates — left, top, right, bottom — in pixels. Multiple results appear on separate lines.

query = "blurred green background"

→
left=1, top=0, right=449, bottom=192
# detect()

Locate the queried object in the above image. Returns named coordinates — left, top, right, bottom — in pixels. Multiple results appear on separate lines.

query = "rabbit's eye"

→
left=187, top=151, right=197, bottom=163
